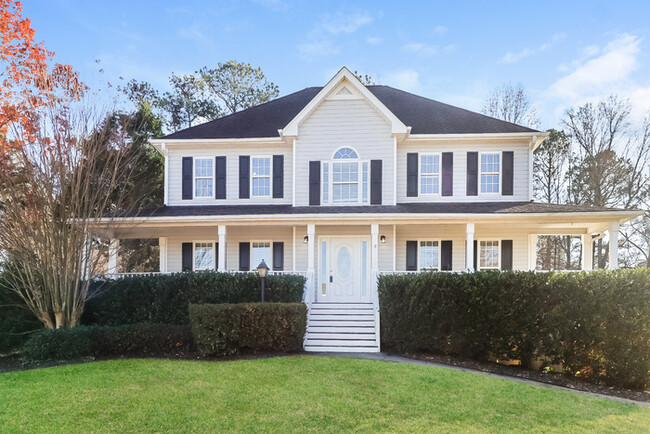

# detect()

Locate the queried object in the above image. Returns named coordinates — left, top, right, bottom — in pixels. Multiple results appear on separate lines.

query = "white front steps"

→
left=304, top=303, right=379, bottom=352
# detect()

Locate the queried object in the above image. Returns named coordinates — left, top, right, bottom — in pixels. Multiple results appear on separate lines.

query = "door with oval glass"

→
left=319, top=237, right=370, bottom=303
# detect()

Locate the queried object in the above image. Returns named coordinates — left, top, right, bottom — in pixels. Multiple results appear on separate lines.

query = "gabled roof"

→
left=162, top=85, right=540, bottom=140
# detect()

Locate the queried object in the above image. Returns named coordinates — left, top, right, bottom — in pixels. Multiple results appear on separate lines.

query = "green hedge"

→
left=83, top=271, right=306, bottom=326
left=0, top=273, right=42, bottom=353
left=189, top=303, right=307, bottom=357
left=21, top=323, right=194, bottom=365
left=379, top=269, right=650, bottom=390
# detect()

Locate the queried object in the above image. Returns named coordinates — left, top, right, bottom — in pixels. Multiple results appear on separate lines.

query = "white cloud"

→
left=321, top=12, right=374, bottom=34
left=548, top=34, right=641, bottom=100
left=366, top=36, right=382, bottom=45
left=433, top=26, right=448, bottom=35
left=386, top=69, right=421, bottom=91
left=502, top=48, right=532, bottom=63
left=402, top=43, right=438, bottom=56
left=298, top=40, right=340, bottom=58
left=502, top=33, right=567, bottom=63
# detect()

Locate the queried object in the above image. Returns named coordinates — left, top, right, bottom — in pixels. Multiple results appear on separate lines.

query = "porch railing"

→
left=98, top=270, right=309, bottom=279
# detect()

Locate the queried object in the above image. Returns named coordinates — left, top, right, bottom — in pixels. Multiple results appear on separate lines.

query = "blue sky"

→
left=24, top=0, right=650, bottom=128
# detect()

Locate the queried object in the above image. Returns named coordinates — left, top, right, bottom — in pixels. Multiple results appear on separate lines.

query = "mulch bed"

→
left=404, top=353, right=650, bottom=403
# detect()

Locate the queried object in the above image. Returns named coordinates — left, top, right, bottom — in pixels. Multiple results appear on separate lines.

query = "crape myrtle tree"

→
left=0, top=0, right=144, bottom=328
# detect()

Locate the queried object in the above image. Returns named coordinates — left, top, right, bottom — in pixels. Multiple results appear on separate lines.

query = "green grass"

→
left=0, top=357, right=648, bottom=433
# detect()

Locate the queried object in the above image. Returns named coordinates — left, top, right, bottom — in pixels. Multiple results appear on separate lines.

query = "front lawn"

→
left=1, top=357, right=648, bottom=432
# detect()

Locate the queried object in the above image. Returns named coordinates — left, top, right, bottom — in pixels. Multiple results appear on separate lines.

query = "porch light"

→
left=257, top=259, right=269, bottom=302
left=303, top=235, right=309, bottom=244
left=380, top=235, right=386, bottom=244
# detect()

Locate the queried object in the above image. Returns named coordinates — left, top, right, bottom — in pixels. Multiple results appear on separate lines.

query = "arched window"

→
left=322, top=147, right=369, bottom=204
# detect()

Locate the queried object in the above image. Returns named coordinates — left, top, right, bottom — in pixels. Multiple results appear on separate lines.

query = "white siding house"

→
left=101, top=67, right=641, bottom=352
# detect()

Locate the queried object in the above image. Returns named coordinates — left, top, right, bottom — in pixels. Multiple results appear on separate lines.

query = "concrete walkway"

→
left=307, top=351, right=650, bottom=408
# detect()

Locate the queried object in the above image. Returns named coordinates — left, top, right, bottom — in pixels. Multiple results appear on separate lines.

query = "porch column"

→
left=528, top=234, right=537, bottom=271
left=371, top=224, right=379, bottom=293
left=466, top=223, right=475, bottom=271
left=159, top=237, right=168, bottom=273
left=307, top=224, right=315, bottom=304
left=108, top=238, right=119, bottom=275
left=218, top=225, right=226, bottom=271
left=608, top=222, right=620, bottom=269
left=581, top=234, right=593, bottom=271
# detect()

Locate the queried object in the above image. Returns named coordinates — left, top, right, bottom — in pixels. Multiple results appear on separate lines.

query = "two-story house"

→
left=102, top=67, right=641, bottom=352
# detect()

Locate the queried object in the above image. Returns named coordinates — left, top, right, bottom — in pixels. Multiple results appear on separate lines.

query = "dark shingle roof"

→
left=128, top=202, right=634, bottom=219
left=162, top=85, right=539, bottom=140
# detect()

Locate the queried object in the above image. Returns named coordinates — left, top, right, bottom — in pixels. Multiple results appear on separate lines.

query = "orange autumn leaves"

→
left=0, top=0, right=85, bottom=156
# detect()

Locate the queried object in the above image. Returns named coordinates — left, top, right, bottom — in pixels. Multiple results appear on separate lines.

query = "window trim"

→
left=193, top=240, right=215, bottom=271
left=418, top=239, right=441, bottom=271
left=419, top=152, right=441, bottom=196
left=250, top=155, right=273, bottom=198
left=250, top=240, right=273, bottom=271
left=322, top=146, right=370, bottom=205
left=477, top=239, right=501, bottom=270
left=479, top=151, right=501, bottom=195
left=193, top=157, right=215, bottom=199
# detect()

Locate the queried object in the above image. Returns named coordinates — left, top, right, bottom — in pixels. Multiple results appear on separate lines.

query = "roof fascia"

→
left=281, top=66, right=408, bottom=137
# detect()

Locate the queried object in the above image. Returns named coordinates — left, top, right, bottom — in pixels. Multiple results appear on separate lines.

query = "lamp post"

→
left=256, top=259, right=269, bottom=302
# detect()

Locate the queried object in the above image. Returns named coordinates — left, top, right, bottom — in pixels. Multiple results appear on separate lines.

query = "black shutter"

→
left=239, top=156, right=250, bottom=199
left=239, top=242, right=250, bottom=271
left=182, top=157, right=193, bottom=200
left=501, top=240, right=513, bottom=270
left=473, top=239, right=478, bottom=270
left=273, top=155, right=284, bottom=198
left=467, top=152, right=478, bottom=196
left=215, top=156, right=226, bottom=199
left=370, top=160, right=382, bottom=205
left=182, top=242, right=192, bottom=271
left=273, top=242, right=284, bottom=271
left=309, top=161, right=320, bottom=205
left=406, top=241, right=418, bottom=271
left=441, top=240, right=453, bottom=271
left=441, top=152, right=453, bottom=196
left=214, top=243, right=219, bottom=271
left=502, top=151, right=514, bottom=196
left=407, top=153, right=418, bottom=197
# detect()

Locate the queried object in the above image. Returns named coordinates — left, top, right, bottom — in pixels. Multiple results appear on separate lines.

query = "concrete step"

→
left=305, top=339, right=377, bottom=347
left=308, top=320, right=375, bottom=327
left=304, top=345, right=380, bottom=353
left=307, top=333, right=376, bottom=340
left=308, top=325, right=375, bottom=333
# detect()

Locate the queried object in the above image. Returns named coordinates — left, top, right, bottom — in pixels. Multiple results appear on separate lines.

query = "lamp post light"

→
left=256, top=259, right=269, bottom=302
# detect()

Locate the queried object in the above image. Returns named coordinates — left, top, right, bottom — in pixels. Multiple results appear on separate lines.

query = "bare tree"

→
left=482, top=83, right=540, bottom=128
left=0, top=101, right=141, bottom=329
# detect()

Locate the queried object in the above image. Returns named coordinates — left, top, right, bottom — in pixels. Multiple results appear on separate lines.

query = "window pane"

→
left=420, top=176, right=439, bottom=194
left=252, top=177, right=270, bottom=196
left=333, top=147, right=358, bottom=159
left=195, top=159, right=213, bottom=177
left=362, top=162, right=368, bottom=203
left=251, top=242, right=271, bottom=270
left=195, top=178, right=213, bottom=197
left=194, top=242, right=213, bottom=270
left=480, top=174, right=499, bottom=193
left=252, top=158, right=270, bottom=176
left=419, top=241, right=439, bottom=269
left=322, top=162, right=329, bottom=204
left=480, top=241, right=499, bottom=268
left=481, top=153, right=500, bottom=173
left=421, top=155, right=439, bottom=175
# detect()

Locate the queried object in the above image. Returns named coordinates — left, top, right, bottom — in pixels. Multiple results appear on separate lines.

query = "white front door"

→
left=318, top=237, right=370, bottom=303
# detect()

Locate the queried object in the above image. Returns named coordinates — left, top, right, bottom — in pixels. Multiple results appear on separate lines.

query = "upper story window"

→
left=322, top=147, right=369, bottom=205
left=480, top=153, right=500, bottom=194
left=251, top=157, right=271, bottom=197
left=194, top=158, right=214, bottom=198
left=420, top=154, right=440, bottom=195
left=479, top=240, right=500, bottom=269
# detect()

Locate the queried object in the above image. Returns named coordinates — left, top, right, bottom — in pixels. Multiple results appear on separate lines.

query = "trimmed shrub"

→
left=21, top=323, right=195, bottom=364
left=379, top=269, right=650, bottom=390
left=91, top=324, right=194, bottom=357
left=0, top=272, right=43, bottom=353
left=189, top=303, right=307, bottom=357
left=83, top=271, right=306, bottom=326
left=21, top=327, right=93, bottom=364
